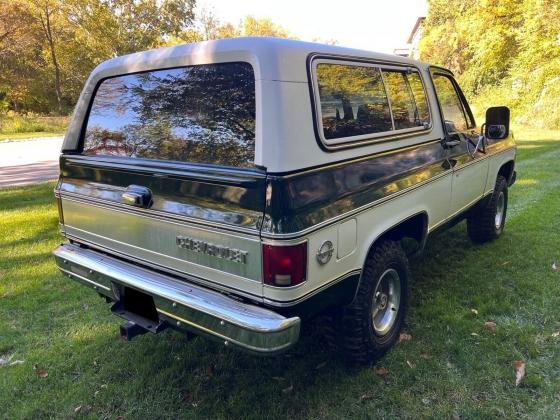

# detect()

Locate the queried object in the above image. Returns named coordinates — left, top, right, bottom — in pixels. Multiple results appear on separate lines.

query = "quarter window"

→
left=382, top=70, right=429, bottom=130
left=82, top=62, right=256, bottom=168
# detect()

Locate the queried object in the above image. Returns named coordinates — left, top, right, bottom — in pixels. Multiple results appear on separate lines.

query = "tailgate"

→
left=57, top=61, right=266, bottom=298
left=58, top=157, right=266, bottom=297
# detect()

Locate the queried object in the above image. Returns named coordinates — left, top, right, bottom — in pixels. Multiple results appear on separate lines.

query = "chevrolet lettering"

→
left=176, top=236, right=248, bottom=264
left=53, top=37, right=516, bottom=364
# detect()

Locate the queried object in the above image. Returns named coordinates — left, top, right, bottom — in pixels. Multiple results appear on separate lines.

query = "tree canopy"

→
left=420, top=0, right=560, bottom=128
left=0, top=1, right=293, bottom=114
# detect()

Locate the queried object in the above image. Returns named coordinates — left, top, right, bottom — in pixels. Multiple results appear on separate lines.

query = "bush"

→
left=0, top=112, right=68, bottom=135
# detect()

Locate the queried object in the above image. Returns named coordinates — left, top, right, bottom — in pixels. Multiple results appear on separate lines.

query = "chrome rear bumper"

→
left=53, top=243, right=300, bottom=355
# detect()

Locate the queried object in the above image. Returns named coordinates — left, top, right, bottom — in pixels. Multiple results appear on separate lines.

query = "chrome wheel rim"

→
left=495, top=191, right=505, bottom=229
left=372, top=268, right=401, bottom=336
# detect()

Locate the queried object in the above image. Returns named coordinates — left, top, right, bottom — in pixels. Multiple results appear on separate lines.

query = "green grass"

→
left=1, top=128, right=559, bottom=418
left=0, top=113, right=68, bottom=141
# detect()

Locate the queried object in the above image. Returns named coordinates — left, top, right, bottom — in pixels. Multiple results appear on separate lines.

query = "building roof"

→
left=407, top=17, right=426, bottom=44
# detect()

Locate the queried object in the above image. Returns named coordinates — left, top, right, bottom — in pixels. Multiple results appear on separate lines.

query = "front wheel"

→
left=467, top=175, right=508, bottom=243
left=333, top=240, right=410, bottom=365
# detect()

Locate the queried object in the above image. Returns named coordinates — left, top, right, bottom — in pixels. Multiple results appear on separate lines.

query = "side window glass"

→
left=432, top=74, right=469, bottom=133
left=407, top=72, right=431, bottom=124
left=316, top=63, right=392, bottom=140
left=382, top=70, right=430, bottom=130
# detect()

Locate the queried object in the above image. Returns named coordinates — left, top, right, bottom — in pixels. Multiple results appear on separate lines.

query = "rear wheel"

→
left=467, top=175, right=508, bottom=243
left=328, top=240, right=410, bottom=365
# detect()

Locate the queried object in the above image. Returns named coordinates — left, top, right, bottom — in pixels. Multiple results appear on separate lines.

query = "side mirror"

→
left=485, top=106, right=510, bottom=139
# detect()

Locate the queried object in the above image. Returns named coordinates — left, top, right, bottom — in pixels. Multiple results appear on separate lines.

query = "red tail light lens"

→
left=262, top=242, right=307, bottom=287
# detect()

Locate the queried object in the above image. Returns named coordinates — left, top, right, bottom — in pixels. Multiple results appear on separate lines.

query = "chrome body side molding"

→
left=53, top=243, right=300, bottom=355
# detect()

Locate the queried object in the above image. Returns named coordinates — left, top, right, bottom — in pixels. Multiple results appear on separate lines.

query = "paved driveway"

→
left=0, top=137, right=63, bottom=188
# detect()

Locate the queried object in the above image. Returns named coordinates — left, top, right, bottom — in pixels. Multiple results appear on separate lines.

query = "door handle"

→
left=121, top=185, right=153, bottom=208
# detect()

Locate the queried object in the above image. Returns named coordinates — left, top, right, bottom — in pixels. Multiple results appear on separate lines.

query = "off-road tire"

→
left=467, top=175, right=508, bottom=243
left=325, top=240, right=410, bottom=365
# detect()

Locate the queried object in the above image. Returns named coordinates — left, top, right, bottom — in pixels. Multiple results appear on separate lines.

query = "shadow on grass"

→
left=0, top=181, right=57, bottom=212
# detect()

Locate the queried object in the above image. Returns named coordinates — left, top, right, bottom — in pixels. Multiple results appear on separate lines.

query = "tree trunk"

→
left=40, top=2, right=62, bottom=114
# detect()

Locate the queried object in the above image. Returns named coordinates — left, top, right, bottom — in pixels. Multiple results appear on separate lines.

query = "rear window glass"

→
left=82, top=62, right=256, bottom=168
left=315, top=62, right=431, bottom=144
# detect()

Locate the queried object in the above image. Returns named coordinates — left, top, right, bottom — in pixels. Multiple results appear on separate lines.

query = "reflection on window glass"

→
left=83, top=62, right=256, bottom=168
left=383, top=70, right=430, bottom=130
left=317, top=63, right=392, bottom=139
left=316, top=63, right=431, bottom=142
left=407, top=73, right=430, bottom=124
left=432, top=74, right=468, bottom=132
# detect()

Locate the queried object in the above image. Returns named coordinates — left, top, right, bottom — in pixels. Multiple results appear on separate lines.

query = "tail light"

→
left=262, top=242, right=307, bottom=287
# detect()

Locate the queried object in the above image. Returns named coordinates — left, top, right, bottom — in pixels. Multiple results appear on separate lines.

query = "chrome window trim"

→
left=309, top=56, right=434, bottom=150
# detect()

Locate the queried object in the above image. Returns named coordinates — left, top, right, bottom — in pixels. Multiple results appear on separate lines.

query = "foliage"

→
left=1, top=128, right=560, bottom=417
left=0, top=1, right=294, bottom=116
left=0, top=111, right=68, bottom=138
left=420, top=0, right=560, bottom=128
left=0, top=0, right=196, bottom=114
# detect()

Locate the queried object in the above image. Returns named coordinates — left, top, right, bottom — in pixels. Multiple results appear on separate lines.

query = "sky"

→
left=196, top=0, right=427, bottom=53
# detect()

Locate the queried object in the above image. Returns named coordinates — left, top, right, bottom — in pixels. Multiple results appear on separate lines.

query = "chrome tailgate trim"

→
left=53, top=243, right=300, bottom=355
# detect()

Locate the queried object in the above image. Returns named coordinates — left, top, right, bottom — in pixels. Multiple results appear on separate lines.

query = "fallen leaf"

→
left=501, top=261, right=510, bottom=266
left=484, top=321, right=497, bottom=331
left=315, top=362, right=327, bottom=370
left=420, top=353, right=432, bottom=360
left=282, top=384, right=293, bottom=394
left=360, top=393, right=375, bottom=401
left=398, top=332, right=412, bottom=343
left=374, top=367, right=389, bottom=376
left=0, top=354, right=14, bottom=367
left=447, top=361, right=455, bottom=369
left=470, top=332, right=479, bottom=337
left=406, top=360, right=414, bottom=369
left=514, top=360, right=525, bottom=386
left=116, top=416, right=124, bottom=420
left=100, top=384, right=108, bottom=388
left=36, top=369, right=48, bottom=378
left=552, top=331, right=560, bottom=338
left=553, top=261, right=558, bottom=271
left=74, top=406, right=82, bottom=413
left=471, top=309, right=479, bottom=316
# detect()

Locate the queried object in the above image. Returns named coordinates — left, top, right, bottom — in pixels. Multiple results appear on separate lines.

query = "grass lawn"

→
left=0, top=114, right=68, bottom=141
left=0, top=132, right=65, bottom=141
left=1, top=127, right=559, bottom=418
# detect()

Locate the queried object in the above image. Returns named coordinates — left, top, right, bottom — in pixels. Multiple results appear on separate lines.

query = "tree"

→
left=419, top=0, right=560, bottom=128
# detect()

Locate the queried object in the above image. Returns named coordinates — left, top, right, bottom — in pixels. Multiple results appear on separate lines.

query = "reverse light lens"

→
left=262, top=242, right=307, bottom=287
